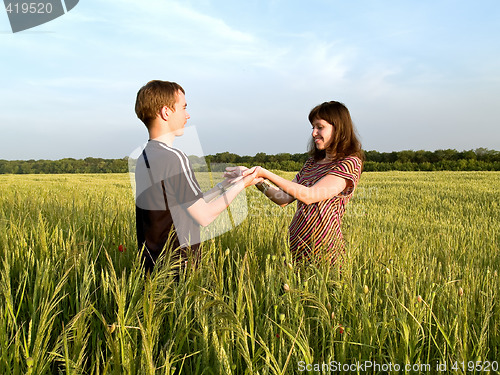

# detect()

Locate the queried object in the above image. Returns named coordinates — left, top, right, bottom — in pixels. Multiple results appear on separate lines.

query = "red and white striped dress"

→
left=288, top=156, right=362, bottom=264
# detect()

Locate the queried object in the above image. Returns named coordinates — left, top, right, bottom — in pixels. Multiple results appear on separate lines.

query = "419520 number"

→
left=451, top=361, right=499, bottom=372
left=5, top=2, right=53, bottom=14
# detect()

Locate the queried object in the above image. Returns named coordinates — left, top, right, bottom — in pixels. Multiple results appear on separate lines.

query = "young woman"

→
left=231, top=101, right=363, bottom=265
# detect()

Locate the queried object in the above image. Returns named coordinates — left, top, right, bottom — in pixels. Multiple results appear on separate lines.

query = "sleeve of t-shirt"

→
left=164, top=152, right=202, bottom=208
left=328, top=156, right=362, bottom=197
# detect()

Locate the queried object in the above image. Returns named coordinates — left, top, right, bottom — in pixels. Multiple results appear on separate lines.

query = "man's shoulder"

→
left=145, top=141, right=189, bottom=166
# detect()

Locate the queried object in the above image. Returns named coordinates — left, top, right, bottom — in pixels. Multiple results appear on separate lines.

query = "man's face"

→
left=167, top=90, right=190, bottom=136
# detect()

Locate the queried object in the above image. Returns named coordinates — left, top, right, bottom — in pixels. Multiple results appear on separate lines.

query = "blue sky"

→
left=1, top=0, right=499, bottom=160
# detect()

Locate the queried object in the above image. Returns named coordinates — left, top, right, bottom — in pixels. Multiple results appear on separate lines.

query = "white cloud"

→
left=95, top=0, right=259, bottom=56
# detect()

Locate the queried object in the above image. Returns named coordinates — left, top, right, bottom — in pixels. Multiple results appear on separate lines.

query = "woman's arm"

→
left=244, top=167, right=348, bottom=205
left=255, top=178, right=297, bottom=207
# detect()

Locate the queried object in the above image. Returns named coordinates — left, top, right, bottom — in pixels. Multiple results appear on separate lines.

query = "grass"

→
left=0, top=171, right=499, bottom=374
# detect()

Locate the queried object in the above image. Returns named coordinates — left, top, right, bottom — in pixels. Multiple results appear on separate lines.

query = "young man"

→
left=134, top=80, right=260, bottom=274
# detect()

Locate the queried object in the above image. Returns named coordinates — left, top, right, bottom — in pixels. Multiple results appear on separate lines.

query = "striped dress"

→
left=288, top=156, right=362, bottom=264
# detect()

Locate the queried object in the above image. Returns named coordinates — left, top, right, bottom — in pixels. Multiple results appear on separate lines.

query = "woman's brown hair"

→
left=307, top=101, right=364, bottom=162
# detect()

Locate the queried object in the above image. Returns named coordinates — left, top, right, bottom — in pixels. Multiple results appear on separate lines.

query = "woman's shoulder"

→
left=337, top=155, right=362, bottom=167
left=333, top=155, right=363, bottom=178
left=341, top=154, right=362, bottom=162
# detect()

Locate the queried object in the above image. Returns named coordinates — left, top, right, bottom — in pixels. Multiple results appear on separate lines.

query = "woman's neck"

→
left=318, top=152, right=335, bottom=163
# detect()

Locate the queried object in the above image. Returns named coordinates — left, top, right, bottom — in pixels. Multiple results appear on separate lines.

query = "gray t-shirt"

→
left=135, top=140, right=202, bottom=252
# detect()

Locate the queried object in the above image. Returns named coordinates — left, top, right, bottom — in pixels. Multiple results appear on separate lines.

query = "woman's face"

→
left=311, top=118, right=334, bottom=150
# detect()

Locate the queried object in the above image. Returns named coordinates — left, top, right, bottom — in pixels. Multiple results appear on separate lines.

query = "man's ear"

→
left=159, top=106, right=171, bottom=121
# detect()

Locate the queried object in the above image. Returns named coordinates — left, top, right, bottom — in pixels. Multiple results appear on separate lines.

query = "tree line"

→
left=0, top=148, right=499, bottom=174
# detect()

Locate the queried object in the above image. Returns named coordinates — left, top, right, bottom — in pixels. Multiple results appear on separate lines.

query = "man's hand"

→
left=224, top=166, right=248, bottom=181
left=223, top=166, right=249, bottom=185
left=221, top=166, right=262, bottom=189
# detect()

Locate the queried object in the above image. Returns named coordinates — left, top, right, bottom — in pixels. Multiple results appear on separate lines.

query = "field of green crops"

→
left=0, top=171, right=499, bottom=374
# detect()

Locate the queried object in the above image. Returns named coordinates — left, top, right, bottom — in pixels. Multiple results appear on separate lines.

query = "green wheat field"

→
left=0, top=171, right=499, bottom=374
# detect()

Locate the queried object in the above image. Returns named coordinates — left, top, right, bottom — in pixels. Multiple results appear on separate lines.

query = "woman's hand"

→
left=242, top=166, right=266, bottom=179
left=241, top=166, right=264, bottom=187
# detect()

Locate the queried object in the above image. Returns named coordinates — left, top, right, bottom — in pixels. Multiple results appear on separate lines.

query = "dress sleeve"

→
left=328, top=156, right=362, bottom=197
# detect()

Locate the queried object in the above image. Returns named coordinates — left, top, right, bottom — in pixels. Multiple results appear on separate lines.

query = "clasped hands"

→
left=223, top=166, right=266, bottom=188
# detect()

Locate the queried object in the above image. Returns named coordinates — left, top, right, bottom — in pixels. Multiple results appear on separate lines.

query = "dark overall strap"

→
left=142, top=149, right=168, bottom=208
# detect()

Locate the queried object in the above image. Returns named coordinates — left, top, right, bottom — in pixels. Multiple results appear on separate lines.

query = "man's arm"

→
left=202, top=177, right=243, bottom=203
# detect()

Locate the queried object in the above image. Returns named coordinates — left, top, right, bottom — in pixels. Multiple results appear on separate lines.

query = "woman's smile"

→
left=311, top=118, right=334, bottom=150
left=314, top=138, right=323, bottom=148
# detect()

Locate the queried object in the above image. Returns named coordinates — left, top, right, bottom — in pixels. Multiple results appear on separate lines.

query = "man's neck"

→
left=150, top=131, right=175, bottom=147
left=148, top=120, right=176, bottom=146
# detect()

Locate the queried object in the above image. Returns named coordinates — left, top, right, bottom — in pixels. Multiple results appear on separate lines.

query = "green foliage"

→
left=0, top=157, right=129, bottom=174
left=362, top=149, right=500, bottom=171
left=1, top=149, right=499, bottom=174
left=0, top=172, right=499, bottom=373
